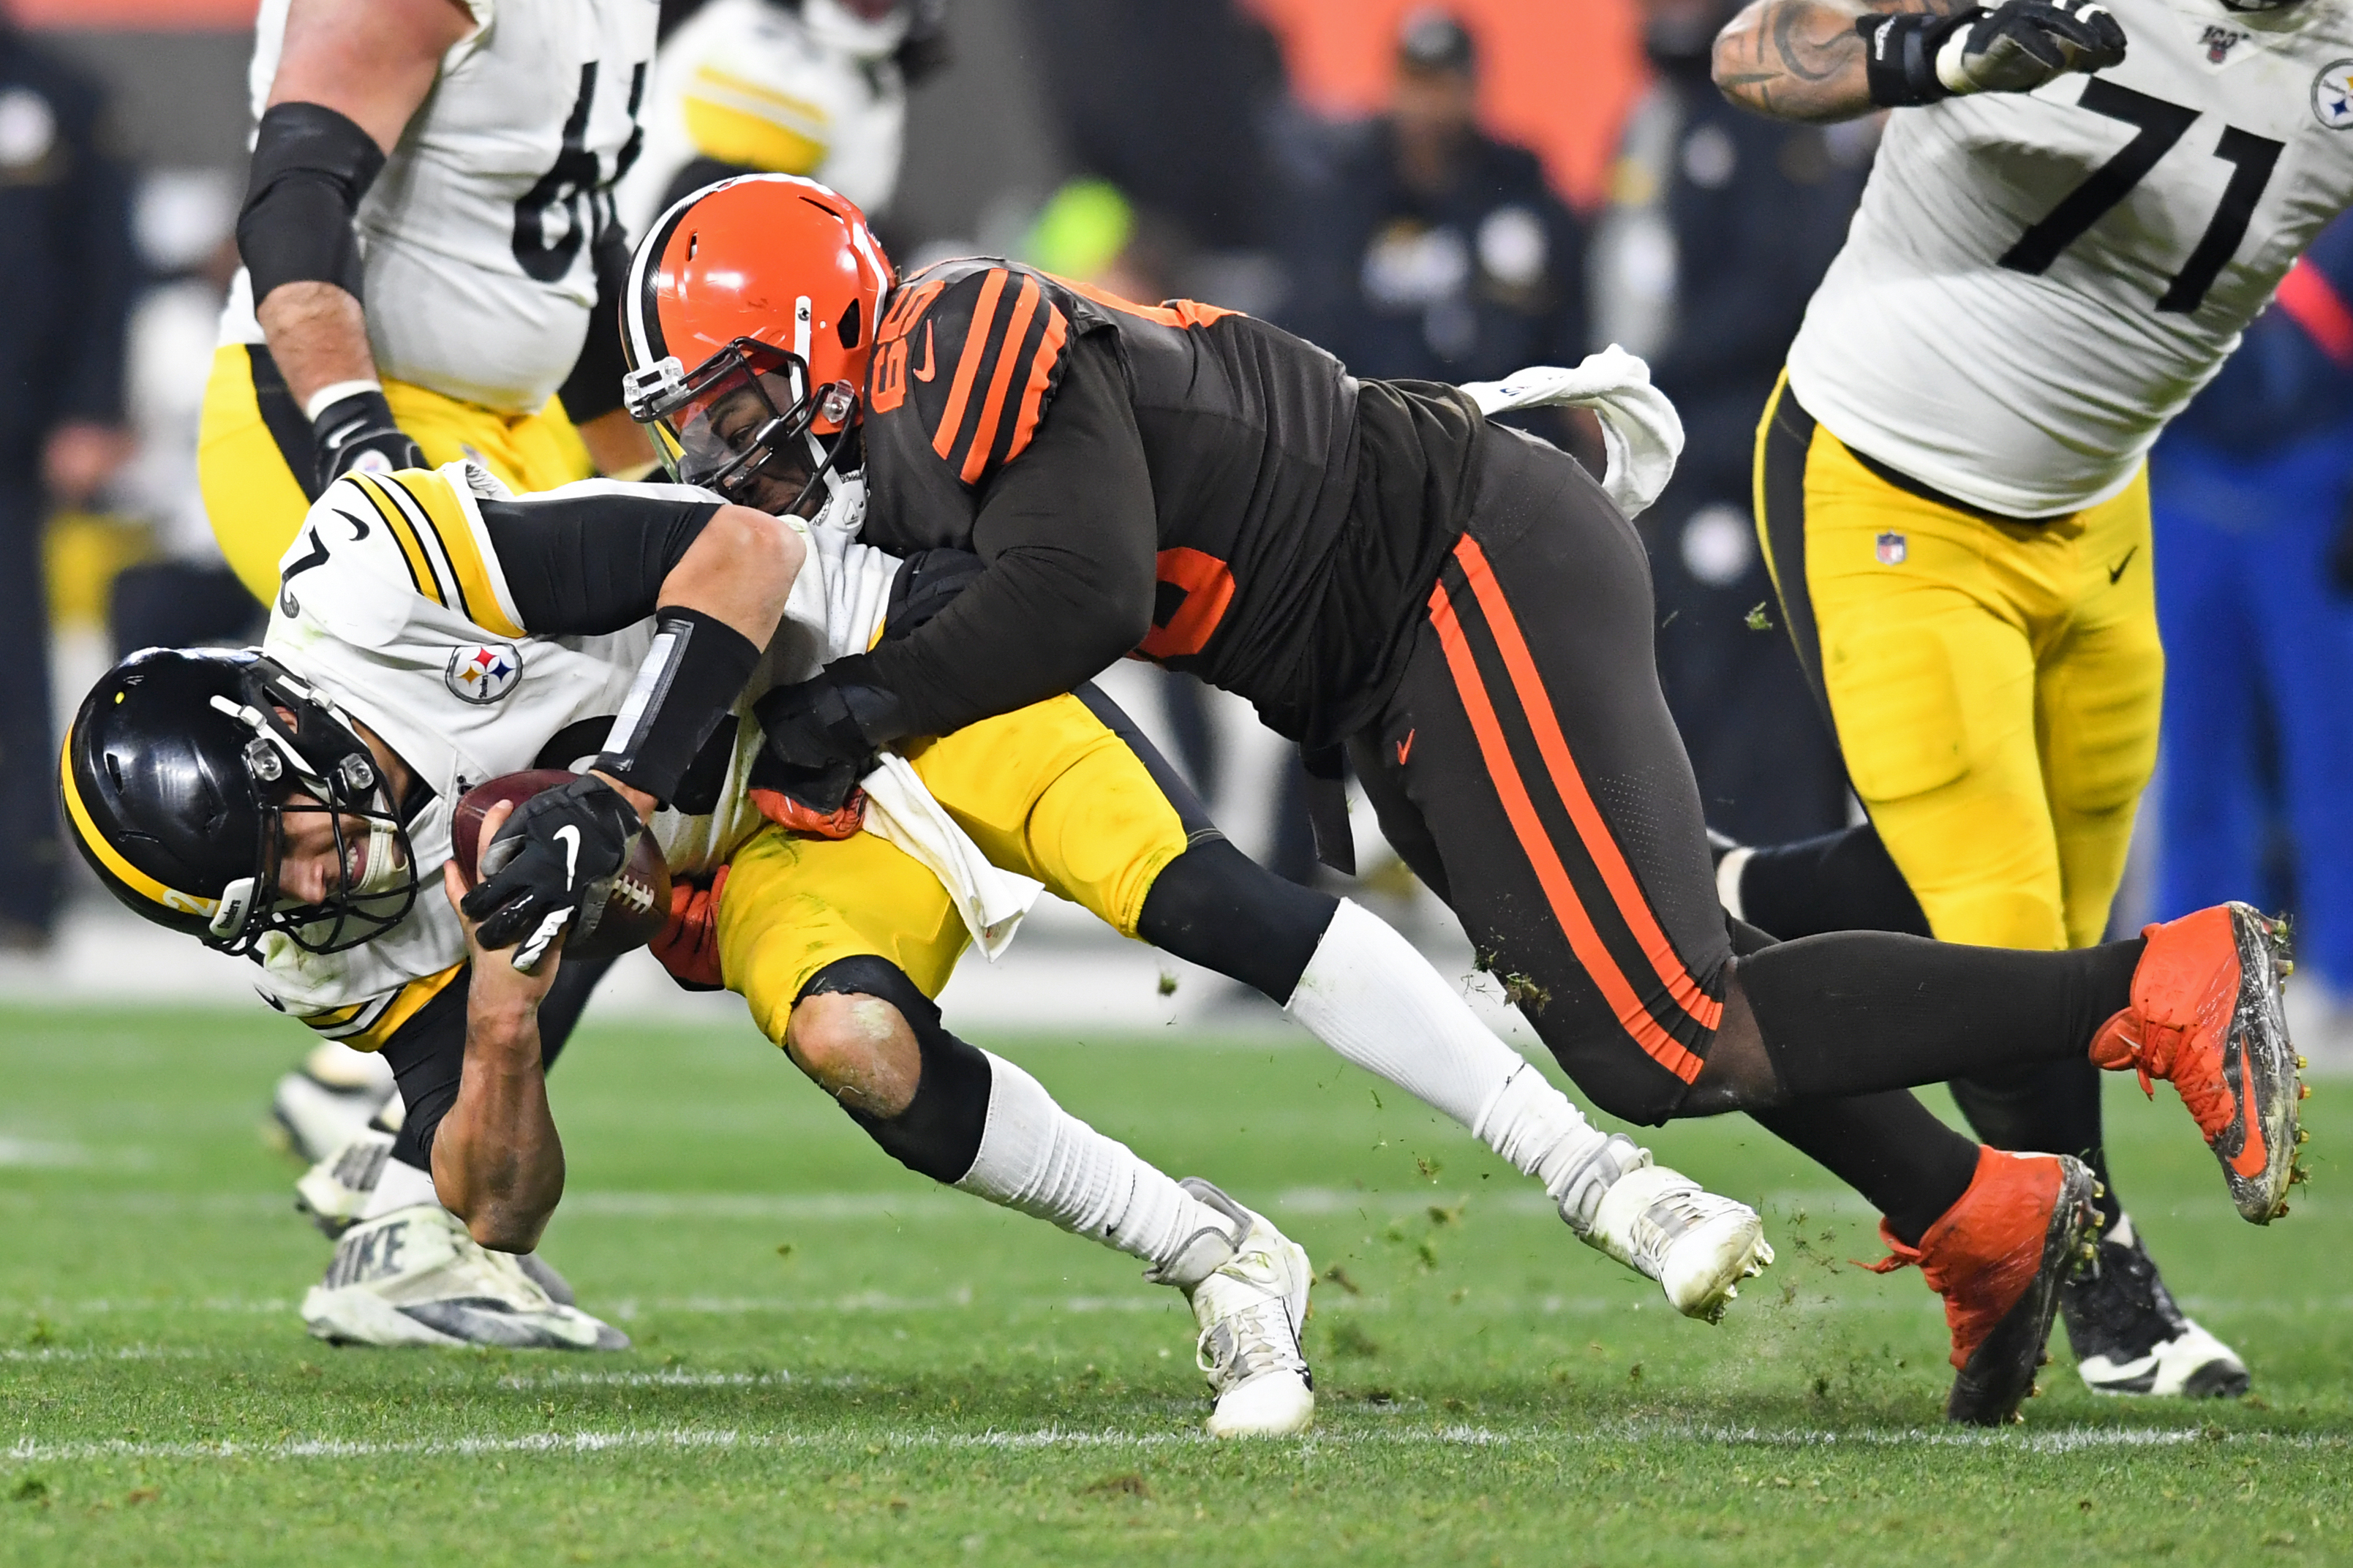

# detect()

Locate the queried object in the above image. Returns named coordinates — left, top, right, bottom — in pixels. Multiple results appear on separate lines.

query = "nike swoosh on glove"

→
left=460, top=774, right=643, bottom=965
left=314, top=388, right=428, bottom=491
left=748, top=671, right=903, bottom=820
left=1938, top=0, right=2127, bottom=95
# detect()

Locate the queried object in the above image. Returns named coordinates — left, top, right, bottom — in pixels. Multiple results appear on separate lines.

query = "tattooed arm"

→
left=1712, top=0, right=1962, bottom=122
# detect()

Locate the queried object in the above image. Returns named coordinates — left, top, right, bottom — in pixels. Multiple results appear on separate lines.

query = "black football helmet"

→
left=61, top=648, right=419, bottom=955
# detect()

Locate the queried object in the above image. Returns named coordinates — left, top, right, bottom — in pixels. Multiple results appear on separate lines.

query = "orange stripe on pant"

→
left=1451, top=536, right=1723, bottom=1033
left=1426, top=575, right=1706, bottom=1084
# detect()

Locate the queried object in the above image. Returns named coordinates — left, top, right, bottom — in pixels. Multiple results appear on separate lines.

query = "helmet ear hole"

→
left=838, top=298, right=862, bottom=350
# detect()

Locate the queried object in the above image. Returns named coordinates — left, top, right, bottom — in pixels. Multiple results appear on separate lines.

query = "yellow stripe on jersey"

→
left=301, top=963, right=464, bottom=1055
left=383, top=471, right=524, bottom=638
left=57, top=733, right=222, bottom=920
left=684, top=66, right=829, bottom=173
left=347, top=473, right=441, bottom=607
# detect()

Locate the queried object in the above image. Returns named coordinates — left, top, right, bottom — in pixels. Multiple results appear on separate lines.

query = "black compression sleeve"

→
left=844, top=336, right=1157, bottom=737
left=479, top=491, right=720, bottom=635
left=238, top=102, right=385, bottom=302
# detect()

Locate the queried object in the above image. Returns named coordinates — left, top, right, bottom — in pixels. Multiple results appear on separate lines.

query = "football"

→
left=450, top=769, right=671, bottom=962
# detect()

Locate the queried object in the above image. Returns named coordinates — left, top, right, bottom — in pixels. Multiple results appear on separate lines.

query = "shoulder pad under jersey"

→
left=865, top=260, right=1078, bottom=490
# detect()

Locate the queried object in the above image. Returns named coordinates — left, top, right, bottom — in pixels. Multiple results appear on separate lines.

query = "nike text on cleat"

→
left=2088, top=903, right=2302, bottom=1224
left=2063, top=1215, right=2247, bottom=1399
left=293, top=1128, right=394, bottom=1239
left=1164, top=1178, right=1314, bottom=1438
left=1573, top=1150, right=1772, bottom=1324
left=1868, top=1147, right=2099, bottom=1426
left=299, top=1204, right=628, bottom=1351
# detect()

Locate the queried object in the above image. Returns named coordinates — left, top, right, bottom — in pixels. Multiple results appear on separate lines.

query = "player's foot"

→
left=1562, top=1135, right=1772, bottom=1323
left=1869, top=1147, right=2099, bottom=1425
left=1153, top=1178, right=1313, bottom=1438
left=2089, top=903, right=2304, bottom=1223
left=271, top=1043, right=399, bottom=1164
left=293, top=1128, right=394, bottom=1238
left=300, top=1204, right=628, bottom=1351
left=2062, top=1213, right=2248, bottom=1398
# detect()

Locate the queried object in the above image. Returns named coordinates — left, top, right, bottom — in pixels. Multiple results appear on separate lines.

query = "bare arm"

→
left=1712, top=0, right=1959, bottom=123
left=430, top=817, right=566, bottom=1251
left=255, top=0, right=474, bottom=408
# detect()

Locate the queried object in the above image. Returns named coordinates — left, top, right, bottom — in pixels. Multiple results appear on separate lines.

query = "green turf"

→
left=1, top=1000, right=2346, bottom=1566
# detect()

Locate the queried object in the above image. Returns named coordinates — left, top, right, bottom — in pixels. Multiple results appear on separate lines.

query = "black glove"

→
left=313, top=387, right=428, bottom=491
left=1859, top=0, right=2125, bottom=108
left=748, top=671, right=905, bottom=817
left=460, top=774, right=644, bottom=968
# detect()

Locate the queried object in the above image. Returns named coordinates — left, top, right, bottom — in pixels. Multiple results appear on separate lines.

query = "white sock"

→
left=1284, top=899, right=1619, bottom=1217
left=955, top=1053, right=1235, bottom=1286
left=359, top=1154, right=439, bottom=1221
left=1715, top=845, right=1754, bottom=921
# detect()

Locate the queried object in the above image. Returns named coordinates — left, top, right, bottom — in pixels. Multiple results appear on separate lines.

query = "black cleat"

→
left=2061, top=1214, right=2248, bottom=1398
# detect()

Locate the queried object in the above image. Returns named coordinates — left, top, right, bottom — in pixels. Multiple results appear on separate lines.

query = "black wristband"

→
left=593, top=606, right=762, bottom=807
left=1856, top=10, right=1981, bottom=108
left=238, top=102, right=385, bottom=302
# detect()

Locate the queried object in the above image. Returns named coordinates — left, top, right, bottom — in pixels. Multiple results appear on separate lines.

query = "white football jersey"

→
left=1788, top=0, right=2353, bottom=517
left=252, top=461, right=897, bottom=1042
left=614, top=0, right=906, bottom=238
left=219, top=0, right=659, bottom=414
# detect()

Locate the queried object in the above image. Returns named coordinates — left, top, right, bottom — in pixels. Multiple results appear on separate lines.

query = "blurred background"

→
left=8, top=0, right=2352, bottom=1060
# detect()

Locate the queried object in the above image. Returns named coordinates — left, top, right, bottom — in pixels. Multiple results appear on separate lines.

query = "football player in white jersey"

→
left=62, top=458, right=1773, bottom=1428
left=1712, top=0, right=2353, bottom=1395
left=615, top=0, right=941, bottom=238
left=197, top=0, right=669, bottom=1176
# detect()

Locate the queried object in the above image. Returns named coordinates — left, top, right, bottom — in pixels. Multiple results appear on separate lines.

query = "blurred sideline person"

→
left=0, top=21, right=136, bottom=951
left=1590, top=0, right=1865, bottom=843
left=617, top=0, right=943, bottom=241
left=199, top=0, right=659, bottom=1161
left=1714, top=0, right=2353, bottom=1396
left=62, top=449, right=1771, bottom=1420
left=1286, top=12, right=1586, bottom=398
left=628, top=173, right=2303, bottom=1426
left=2155, top=216, right=2353, bottom=993
left=198, top=0, right=658, bottom=611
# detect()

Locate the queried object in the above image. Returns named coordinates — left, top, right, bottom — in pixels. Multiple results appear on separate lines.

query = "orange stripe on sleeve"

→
left=931, top=268, right=1008, bottom=464
left=960, top=275, right=1042, bottom=483
left=1427, top=578, right=1704, bottom=1083
left=1451, top=537, right=1723, bottom=1033
left=1005, top=304, right=1068, bottom=464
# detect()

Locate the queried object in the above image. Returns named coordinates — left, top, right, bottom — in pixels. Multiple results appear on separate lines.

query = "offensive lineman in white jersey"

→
left=196, top=0, right=666, bottom=1184
left=615, top=0, right=941, bottom=238
left=1712, top=0, right=2351, bottom=1395
left=61, top=454, right=1772, bottom=1425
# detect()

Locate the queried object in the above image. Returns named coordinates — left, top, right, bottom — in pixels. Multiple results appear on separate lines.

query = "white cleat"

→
left=271, top=1044, right=399, bottom=1164
left=299, top=1204, right=628, bottom=1351
left=1154, top=1178, right=1314, bottom=1438
left=1567, top=1140, right=1772, bottom=1323
left=293, top=1128, right=395, bottom=1238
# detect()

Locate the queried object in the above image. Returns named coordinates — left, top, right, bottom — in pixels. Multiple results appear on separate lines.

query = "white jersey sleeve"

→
left=220, top=0, right=658, bottom=414
left=1786, top=0, right=2353, bottom=516
left=615, top=0, right=906, bottom=238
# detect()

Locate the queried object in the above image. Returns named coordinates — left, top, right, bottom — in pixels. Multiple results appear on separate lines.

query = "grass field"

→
left=2, top=1000, right=2349, bottom=1566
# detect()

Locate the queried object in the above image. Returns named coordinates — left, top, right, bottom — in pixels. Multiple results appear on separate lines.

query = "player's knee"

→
left=786, top=988, right=921, bottom=1118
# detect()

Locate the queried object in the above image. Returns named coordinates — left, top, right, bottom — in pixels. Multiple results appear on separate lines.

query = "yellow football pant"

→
left=716, top=692, right=1201, bottom=1048
left=1755, top=374, right=2164, bottom=951
left=197, top=343, right=596, bottom=603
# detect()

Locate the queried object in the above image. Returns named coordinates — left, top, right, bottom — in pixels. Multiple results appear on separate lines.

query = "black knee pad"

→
left=798, top=956, right=992, bottom=1184
left=1134, top=839, right=1338, bottom=1002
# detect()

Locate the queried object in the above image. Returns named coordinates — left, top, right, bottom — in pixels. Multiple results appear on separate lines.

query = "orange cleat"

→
left=1869, top=1147, right=2099, bottom=1426
left=2088, top=903, right=2302, bottom=1224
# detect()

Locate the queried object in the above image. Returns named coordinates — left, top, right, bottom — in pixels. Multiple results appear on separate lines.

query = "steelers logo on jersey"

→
left=2314, top=60, right=2353, bottom=130
left=445, top=643, right=523, bottom=704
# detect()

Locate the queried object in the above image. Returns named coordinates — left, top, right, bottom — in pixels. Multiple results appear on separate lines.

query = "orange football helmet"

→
left=621, top=174, right=895, bottom=508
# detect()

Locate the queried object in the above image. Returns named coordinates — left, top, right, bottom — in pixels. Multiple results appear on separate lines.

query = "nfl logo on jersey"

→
left=1875, top=531, right=1908, bottom=565
left=445, top=642, right=522, bottom=704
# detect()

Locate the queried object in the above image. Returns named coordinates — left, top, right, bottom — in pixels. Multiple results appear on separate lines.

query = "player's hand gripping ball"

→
left=1938, top=0, right=2127, bottom=96
left=453, top=770, right=670, bottom=970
